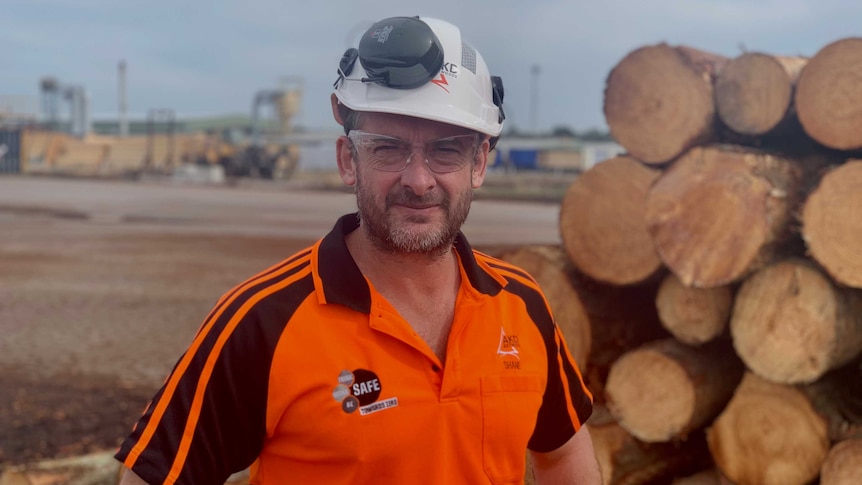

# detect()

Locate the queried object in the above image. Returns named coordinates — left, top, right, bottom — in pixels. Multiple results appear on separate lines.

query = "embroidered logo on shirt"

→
left=497, top=327, right=521, bottom=360
left=332, top=368, right=399, bottom=415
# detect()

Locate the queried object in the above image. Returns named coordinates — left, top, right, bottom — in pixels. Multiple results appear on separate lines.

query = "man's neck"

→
left=345, top=228, right=460, bottom=299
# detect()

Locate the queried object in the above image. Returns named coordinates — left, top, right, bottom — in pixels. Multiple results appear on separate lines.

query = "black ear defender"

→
left=357, top=16, right=445, bottom=89
left=333, top=48, right=360, bottom=87
left=491, top=75, right=505, bottom=123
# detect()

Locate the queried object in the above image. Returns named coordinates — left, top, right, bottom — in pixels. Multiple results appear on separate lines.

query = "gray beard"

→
left=354, top=175, right=472, bottom=257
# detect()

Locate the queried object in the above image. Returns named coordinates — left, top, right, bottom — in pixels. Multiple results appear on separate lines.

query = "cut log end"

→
left=560, top=156, right=663, bottom=286
left=796, top=37, right=862, bottom=150
left=605, top=338, right=743, bottom=443
left=646, top=145, right=801, bottom=288
left=656, top=273, right=733, bottom=345
left=708, top=372, right=830, bottom=485
left=802, top=160, right=862, bottom=288
left=715, top=53, right=798, bottom=135
left=604, top=44, right=723, bottom=164
left=820, top=438, right=862, bottom=485
left=731, top=260, right=862, bottom=384
left=606, top=347, right=695, bottom=442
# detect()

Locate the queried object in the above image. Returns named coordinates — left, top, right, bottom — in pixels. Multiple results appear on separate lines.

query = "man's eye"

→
left=371, top=142, right=402, bottom=152
left=432, top=143, right=466, bottom=155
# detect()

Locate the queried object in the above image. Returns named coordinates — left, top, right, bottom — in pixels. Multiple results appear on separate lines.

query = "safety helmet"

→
left=333, top=16, right=505, bottom=137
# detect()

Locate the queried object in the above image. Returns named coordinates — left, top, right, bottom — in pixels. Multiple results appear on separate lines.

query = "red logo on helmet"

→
left=430, top=73, right=450, bottom=93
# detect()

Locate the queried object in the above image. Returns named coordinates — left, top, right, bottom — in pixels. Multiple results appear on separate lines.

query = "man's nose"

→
left=399, top=150, right=436, bottom=195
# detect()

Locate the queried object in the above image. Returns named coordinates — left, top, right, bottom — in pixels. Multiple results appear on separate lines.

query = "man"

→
left=116, top=15, right=600, bottom=485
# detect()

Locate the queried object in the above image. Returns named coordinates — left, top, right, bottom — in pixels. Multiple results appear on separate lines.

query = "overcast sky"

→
left=3, top=0, right=859, bottom=134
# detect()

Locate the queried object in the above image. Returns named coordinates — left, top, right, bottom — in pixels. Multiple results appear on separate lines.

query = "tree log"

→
left=604, top=43, right=728, bottom=164
left=802, top=160, right=862, bottom=288
left=567, top=268, right=667, bottom=407
left=820, top=438, right=862, bottom=485
left=560, top=155, right=663, bottom=286
left=655, top=273, right=733, bottom=345
left=707, top=372, right=830, bottom=485
left=605, top=338, right=744, bottom=443
left=731, top=259, right=862, bottom=384
left=497, top=245, right=592, bottom=368
left=588, top=407, right=713, bottom=485
left=795, top=37, right=862, bottom=150
left=715, top=52, right=807, bottom=136
left=645, top=144, right=803, bottom=287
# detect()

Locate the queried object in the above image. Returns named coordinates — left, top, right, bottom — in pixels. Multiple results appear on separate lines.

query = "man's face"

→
left=340, top=113, right=489, bottom=256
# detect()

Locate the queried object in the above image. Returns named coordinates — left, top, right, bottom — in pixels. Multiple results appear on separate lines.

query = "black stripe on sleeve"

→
left=502, top=278, right=593, bottom=453
left=116, top=264, right=313, bottom=484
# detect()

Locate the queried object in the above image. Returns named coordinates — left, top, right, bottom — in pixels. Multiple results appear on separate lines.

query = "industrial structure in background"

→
left=186, top=77, right=303, bottom=180
left=0, top=62, right=620, bottom=179
left=1, top=67, right=308, bottom=180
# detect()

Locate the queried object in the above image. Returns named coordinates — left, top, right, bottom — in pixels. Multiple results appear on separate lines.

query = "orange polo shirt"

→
left=115, top=213, right=592, bottom=484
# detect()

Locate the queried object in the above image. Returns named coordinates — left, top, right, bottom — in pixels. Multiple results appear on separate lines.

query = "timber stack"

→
left=505, top=37, right=862, bottom=485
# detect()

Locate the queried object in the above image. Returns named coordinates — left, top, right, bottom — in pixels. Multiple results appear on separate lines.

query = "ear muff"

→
left=357, top=17, right=445, bottom=90
left=491, top=76, right=505, bottom=123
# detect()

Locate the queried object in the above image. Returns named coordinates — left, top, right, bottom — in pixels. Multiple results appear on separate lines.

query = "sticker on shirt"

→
left=497, top=327, right=521, bottom=370
left=332, top=368, right=399, bottom=415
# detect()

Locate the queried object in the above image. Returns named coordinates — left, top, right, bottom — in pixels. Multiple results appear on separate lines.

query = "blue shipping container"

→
left=509, top=149, right=539, bottom=170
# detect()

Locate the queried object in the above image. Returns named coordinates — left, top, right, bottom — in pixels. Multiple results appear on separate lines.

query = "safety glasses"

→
left=347, top=130, right=480, bottom=173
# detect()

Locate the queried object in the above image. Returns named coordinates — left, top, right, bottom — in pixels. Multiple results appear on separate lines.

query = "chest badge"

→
left=332, top=368, right=399, bottom=415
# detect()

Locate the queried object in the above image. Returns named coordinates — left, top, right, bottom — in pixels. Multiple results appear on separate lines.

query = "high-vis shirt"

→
left=116, top=213, right=593, bottom=485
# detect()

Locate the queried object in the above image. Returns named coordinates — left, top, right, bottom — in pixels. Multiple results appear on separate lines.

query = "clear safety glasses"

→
left=347, top=130, right=480, bottom=174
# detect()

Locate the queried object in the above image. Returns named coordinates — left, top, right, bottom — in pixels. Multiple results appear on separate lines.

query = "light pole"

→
left=530, top=64, right=540, bottom=133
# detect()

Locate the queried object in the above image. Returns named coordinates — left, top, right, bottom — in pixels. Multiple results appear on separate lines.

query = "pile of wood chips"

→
left=507, top=37, right=862, bottom=485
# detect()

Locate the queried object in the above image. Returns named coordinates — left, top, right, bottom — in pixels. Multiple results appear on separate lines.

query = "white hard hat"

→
left=333, top=16, right=505, bottom=137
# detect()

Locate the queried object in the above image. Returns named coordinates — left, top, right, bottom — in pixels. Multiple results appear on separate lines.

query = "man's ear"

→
left=336, top=136, right=356, bottom=186
left=471, top=138, right=491, bottom=188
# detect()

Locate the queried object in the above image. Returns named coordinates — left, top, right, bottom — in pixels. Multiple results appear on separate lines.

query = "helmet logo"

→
left=430, top=73, right=450, bottom=92
left=370, top=25, right=394, bottom=43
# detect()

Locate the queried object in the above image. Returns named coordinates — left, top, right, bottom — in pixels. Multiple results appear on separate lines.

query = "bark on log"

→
left=671, top=469, right=729, bottom=485
left=715, top=52, right=807, bottom=136
left=802, top=160, right=862, bottom=288
left=820, top=438, right=862, bottom=485
left=796, top=38, right=862, bottom=150
left=604, top=44, right=728, bottom=164
left=803, top=358, right=862, bottom=442
left=605, top=338, right=744, bottom=443
left=588, top=407, right=713, bottom=485
left=655, top=273, right=733, bottom=345
left=497, top=245, right=592, bottom=368
left=560, top=155, right=663, bottom=286
left=707, top=372, right=831, bottom=485
left=731, top=259, right=862, bottom=384
left=645, top=144, right=803, bottom=288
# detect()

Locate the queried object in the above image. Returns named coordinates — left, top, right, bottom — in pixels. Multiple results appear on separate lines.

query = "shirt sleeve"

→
left=115, top=271, right=313, bottom=484
left=528, top=301, right=593, bottom=452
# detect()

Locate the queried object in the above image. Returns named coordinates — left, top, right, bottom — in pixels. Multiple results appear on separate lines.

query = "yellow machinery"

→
left=189, top=79, right=303, bottom=180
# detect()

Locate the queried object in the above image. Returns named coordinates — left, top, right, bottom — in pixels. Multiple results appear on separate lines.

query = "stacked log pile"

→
left=506, top=37, right=862, bottom=485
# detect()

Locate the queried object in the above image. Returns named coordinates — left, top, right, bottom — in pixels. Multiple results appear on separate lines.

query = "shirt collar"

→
left=314, top=213, right=505, bottom=314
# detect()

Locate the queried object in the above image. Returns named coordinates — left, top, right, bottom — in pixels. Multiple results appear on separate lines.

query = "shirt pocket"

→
left=480, top=374, right=544, bottom=484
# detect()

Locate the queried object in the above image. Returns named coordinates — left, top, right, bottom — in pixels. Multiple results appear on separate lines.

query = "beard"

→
left=355, top=172, right=473, bottom=257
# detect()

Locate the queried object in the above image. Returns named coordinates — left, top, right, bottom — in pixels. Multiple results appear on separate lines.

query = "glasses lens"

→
left=349, top=131, right=478, bottom=173
left=425, top=135, right=478, bottom=173
left=349, top=132, right=411, bottom=172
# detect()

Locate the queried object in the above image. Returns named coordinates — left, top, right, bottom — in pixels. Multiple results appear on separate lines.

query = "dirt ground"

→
left=0, top=207, right=316, bottom=465
left=0, top=176, right=543, bottom=467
